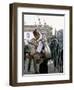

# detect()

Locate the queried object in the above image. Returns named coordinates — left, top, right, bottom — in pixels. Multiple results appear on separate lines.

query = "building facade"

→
left=24, top=23, right=53, bottom=41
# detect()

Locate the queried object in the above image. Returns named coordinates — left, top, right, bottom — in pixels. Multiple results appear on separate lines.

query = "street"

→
left=24, top=59, right=59, bottom=74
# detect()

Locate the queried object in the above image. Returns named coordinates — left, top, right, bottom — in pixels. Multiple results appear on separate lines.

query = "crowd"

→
left=24, top=29, right=63, bottom=74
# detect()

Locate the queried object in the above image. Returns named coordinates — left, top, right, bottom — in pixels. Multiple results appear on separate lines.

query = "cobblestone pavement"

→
left=24, top=59, right=59, bottom=74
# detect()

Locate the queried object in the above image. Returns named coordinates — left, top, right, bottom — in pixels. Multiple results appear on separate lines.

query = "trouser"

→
left=28, top=58, right=39, bottom=73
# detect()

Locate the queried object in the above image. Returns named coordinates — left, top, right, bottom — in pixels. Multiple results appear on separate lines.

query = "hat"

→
left=33, top=29, right=40, bottom=36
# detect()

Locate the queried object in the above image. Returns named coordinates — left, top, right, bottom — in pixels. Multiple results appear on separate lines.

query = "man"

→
left=28, top=29, right=43, bottom=73
left=50, top=37, right=59, bottom=72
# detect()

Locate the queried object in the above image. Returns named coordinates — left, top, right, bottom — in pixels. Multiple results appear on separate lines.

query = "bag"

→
left=44, top=41, right=51, bottom=58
